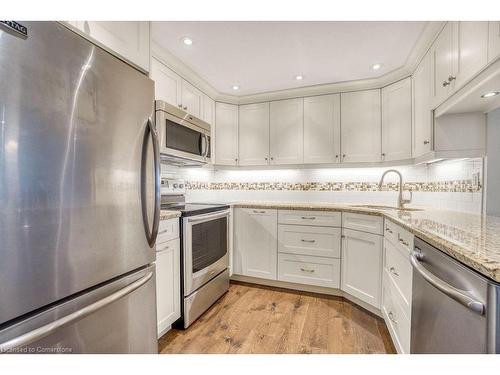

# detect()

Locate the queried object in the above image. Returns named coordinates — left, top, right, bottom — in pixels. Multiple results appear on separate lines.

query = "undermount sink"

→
left=349, top=204, right=423, bottom=212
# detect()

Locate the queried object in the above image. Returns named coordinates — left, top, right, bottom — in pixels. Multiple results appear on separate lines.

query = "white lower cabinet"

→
left=278, top=253, right=341, bottom=288
left=155, top=237, right=181, bottom=338
left=278, top=225, right=341, bottom=258
left=341, top=228, right=383, bottom=308
left=233, top=208, right=277, bottom=280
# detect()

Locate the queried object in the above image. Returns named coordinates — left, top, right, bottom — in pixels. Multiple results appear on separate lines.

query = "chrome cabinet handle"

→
left=442, top=80, right=450, bottom=87
left=253, top=210, right=266, bottom=214
left=157, top=244, right=170, bottom=251
left=389, top=267, right=399, bottom=276
left=385, top=227, right=393, bottom=234
left=300, top=268, right=315, bottom=273
left=177, top=104, right=182, bottom=108
left=410, top=250, right=485, bottom=315
left=0, top=271, right=153, bottom=351
left=141, top=118, right=160, bottom=248
left=301, top=216, right=316, bottom=220
left=183, top=106, right=188, bottom=110
left=301, top=239, right=316, bottom=243
left=423, top=140, right=430, bottom=145
left=388, top=311, right=398, bottom=324
left=448, top=75, right=456, bottom=82
left=398, top=234, right=409, bottom=247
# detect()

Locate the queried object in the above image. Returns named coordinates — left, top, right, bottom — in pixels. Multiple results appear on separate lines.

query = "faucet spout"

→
left=378, top=169, right=411, bottom=210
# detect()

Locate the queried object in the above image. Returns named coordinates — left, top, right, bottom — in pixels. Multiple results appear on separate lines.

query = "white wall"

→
left=486, top=108, right=500, bottom=216
left=161, top=158, right=484, bottom=214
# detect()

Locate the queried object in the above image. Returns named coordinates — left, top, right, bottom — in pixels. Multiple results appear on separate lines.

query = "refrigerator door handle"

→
left=0, top=271, right=153, bottom=352
left=142, top=118, right=161, bottom=247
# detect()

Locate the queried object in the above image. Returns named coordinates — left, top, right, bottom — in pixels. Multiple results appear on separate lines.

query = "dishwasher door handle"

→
left=410, top=250, right=485, bottom=315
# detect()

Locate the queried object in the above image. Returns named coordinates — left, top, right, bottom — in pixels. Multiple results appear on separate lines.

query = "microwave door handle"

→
left=141, top=118, right=161, bottom=247
left=410, top=250, right=485, bottom=315
left=200, top=134, right=206, bottom=157
left=203, top=135, right=209, bottom=158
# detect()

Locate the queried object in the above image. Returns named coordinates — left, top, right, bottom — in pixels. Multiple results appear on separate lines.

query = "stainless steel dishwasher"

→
left=410, top=237, right=500, bottom=353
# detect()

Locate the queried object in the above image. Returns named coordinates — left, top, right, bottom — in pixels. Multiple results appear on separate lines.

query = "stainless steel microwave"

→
left=155, top=100, right=211, bottom=166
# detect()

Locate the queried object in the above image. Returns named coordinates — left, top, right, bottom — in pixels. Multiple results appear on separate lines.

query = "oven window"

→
left=165, top=119, right=202, bottom=156
left=191, top=216, right=227, bottom=273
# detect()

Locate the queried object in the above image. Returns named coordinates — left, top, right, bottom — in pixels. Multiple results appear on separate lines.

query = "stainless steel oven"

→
left=155, top=100, right=211, bottom=166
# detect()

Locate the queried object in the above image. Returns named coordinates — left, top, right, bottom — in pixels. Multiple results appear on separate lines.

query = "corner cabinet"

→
left=233, top=208, right=278, bottom=280
left=215, top=102, right=239, bottom=165
left=238, top=103, right=270, bottom=166
left=303, top=94, right=341, bottom=164
left=340, top=89, right=382, bottom=163
left=64, top=21, right=151, bottom=73
left=270, top=98, right=304, bottom=165
left=381, top=78, right=412, bottom=161
left=412, top=51, right=433, bottom=158
left=488, top=21, right=500, bottom=63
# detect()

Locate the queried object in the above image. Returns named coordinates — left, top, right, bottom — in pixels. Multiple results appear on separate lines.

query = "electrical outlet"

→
left=472, top=172, right=481, bottom=189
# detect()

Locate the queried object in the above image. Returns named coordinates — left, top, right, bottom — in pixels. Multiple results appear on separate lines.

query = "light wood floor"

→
left=158, top=282, right=396, bottom=354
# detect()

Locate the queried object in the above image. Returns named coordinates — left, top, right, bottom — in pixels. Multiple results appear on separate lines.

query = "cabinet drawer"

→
left=278, top=253, right=340, bottom=288
left=157, top=218, right=180, bottom=244
left=384, top=239, right=412, bottom=310
left=278, top=225, right=341, bottom=258
left=156, top=238, right=180, bottom=253
left=384, top=219, right=414, bottom=255
left=342, top=212, right=383, bottom=235
left=278, top=210, right=341, bottom=227
left=382, top=270, right=411, bottom=354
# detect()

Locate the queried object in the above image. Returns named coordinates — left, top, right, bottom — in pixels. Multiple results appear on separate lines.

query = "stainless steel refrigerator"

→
left=0, top=22, right=160, bottom=353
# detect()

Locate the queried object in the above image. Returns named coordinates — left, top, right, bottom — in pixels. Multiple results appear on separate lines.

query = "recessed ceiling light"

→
left=371, top=63, right=383, bottom=71
left=481, top=91, right=499, bottom=98
left=182, top=37, right=193, bottom=46
left=232, top=85, right=240, bottom=91
left=295, top=75, right=304, bottom=81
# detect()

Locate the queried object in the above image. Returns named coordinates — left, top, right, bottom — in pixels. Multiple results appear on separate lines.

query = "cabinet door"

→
left=381, top=78, right=412, bottom=161
left=202, top=94, right=215, bottom=125
left=239, top=103, right=270, bottom=166
left=215, top=102, right=239, bottom=165
left=270, top=98, right=304, bottom=165
left=181, top=80, right=203, bottom=118
left=340, top=89, right=381, bottom=163
left=233, top=208, right=277, bottom=280
left=431, top=22, right=454, bottom=107
left=80, top=21, right=150, bottom=72
left=341, top=229, right=383, bottom=308
left=453, top=21, right=489, bottom=89
left=304, top=94, right=341, bottom=164
left=488, top=21, right=500, bottom=63
left=150, top=58, right=182, bottom=106
left=412, top=51, right=433, bottom=157
left=156, top=240, right=181, bottom=337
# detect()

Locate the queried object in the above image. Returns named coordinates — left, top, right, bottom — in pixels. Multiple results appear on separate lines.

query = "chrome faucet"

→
left=378, top=169, right=412, bottom=210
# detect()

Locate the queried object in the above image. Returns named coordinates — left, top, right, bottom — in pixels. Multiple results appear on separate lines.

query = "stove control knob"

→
left=173, top=184, right=178, bottom=189
left=179, top=184, right=184, bottom=189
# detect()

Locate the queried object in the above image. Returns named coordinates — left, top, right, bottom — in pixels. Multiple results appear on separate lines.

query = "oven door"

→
left=156, top=110, right=210, bottom=164
left=183, top=210, right=230, bottom=296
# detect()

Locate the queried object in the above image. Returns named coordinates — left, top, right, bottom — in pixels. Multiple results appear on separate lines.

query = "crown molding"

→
left=152, top=21, right=445, bottom=105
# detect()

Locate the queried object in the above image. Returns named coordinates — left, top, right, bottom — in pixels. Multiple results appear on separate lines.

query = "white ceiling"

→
left=152, top=21, right=427, bottom=96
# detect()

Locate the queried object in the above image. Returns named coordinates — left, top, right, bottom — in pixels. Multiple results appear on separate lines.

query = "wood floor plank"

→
left=158, top=282, right=397, bottom=354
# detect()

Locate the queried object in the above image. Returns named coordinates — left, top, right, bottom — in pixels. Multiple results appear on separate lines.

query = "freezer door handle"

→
left=410, top=250, right=485, bottom=315
left=141, top=118, right=161, bottom=247
left=0, top=271, right=153, bottom=352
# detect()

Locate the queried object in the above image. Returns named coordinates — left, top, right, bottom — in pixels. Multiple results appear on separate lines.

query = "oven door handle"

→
left=410, top=250, right=485, bottom=315
left=186, top=209, right=230, bottom=224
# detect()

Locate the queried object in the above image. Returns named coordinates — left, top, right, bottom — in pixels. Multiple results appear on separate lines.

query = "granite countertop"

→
left=230, top=201, right=500, bottom=283
left=160, top=210, right=181, bottom=221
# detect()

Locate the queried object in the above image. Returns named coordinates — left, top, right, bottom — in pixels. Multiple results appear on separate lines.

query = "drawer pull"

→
left=301, top=216, right=316, bottom=220
left=301, top=239, right=316, bottom=243
left=158, top=229, right=171, bottom=235
left=389, top=267, right=399, bottom=276
left=398, top=235, right=409, bottom=247
left=388, top=311, right=398, bottom=324
left=300, top=268, right=315, bottom=273
left=158, top=244, right=170, bottom=251
left=385, top=227, right=393, bottom=234
left=253, top=210, right=266, bottom=214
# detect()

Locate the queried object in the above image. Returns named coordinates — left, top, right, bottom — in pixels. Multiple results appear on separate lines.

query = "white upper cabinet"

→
left=488, top=21, right=500, bottom=63
left=303, top=94, right=341, bottom=164
left=202, top=95, right=215, bottom=125
left=270, top=98, right=304, bottom=165
left=150, top=58, right=182, bottom=106
left=412, top=51, right=433, bottom=158
left=452, top=21, right=489, bottom=89
left=69, top=21, right=151, bottom=73
left=431, top=22, right=455, bottom=107
left=381, top=78, right=412, bottom=161
left=340, top=89, right=381, bottom=163
left=239, top=103, right=270, bottom=166
left=215, top=102, right=239, bottom=165
left=181, top=80, right=204, bottom=118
